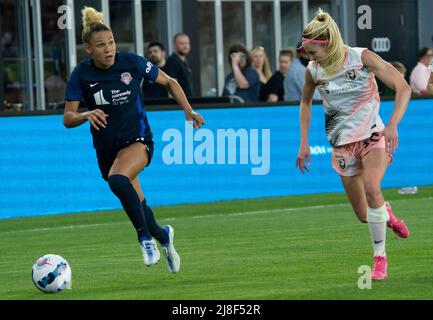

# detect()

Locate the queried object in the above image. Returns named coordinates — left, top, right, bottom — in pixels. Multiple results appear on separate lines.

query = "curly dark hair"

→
left=227, top=43, right=252, bottom=69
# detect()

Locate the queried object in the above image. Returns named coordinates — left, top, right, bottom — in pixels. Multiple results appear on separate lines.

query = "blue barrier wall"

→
left=1, top=99, right=432, bottom=219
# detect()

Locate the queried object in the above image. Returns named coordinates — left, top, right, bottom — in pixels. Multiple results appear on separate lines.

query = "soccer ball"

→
left=31, top=254, right=72, bottom=293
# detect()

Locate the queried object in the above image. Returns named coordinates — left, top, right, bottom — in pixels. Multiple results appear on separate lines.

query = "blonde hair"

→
left=251, top=46, right=272, bottom=81
left=302, top=9, right=347, bottom=75
left=81, top=6, right=111, bottom=44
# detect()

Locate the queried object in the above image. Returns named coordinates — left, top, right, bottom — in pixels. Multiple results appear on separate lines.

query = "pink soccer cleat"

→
left=371, top=256, right=388, bottom=280
left=385, top=202, right=409, bottom=238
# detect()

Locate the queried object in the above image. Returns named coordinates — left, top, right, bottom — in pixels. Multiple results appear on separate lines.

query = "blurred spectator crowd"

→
left=2, top=31, right=433, bottom=112
left=142, top=33, right=433, bottom=104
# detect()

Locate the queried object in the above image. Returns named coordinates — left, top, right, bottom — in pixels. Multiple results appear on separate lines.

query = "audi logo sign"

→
left=371, top=37, right=391, bottom=53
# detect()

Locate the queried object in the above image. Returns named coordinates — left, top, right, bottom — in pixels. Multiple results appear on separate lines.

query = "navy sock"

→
left=107, top=174, right=151, bottom=242
left=142, top=199, right=169, bottom=245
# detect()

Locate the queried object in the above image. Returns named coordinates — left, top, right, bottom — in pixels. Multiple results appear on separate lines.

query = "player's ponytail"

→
left=302, top=9, right=347, bottom=75
left=81, top=6, right=111, bottom=44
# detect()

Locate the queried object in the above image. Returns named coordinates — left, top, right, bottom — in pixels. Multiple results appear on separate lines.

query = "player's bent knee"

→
left=364, top=184, right=382, bottom=202
left=107, top=174, right=131, bottom=193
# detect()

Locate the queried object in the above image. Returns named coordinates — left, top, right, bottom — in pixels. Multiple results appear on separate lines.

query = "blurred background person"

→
left=44, top=66, right=67, bottom=109
left=165, top=33, right=194, bottom=97
left=222, top=43, right=260, bottom=102
left=251, top=46, right=272, bottom=101
left=264, top=49, right=295, bottom=102
left=284, top=42, right=321, bottom=102
left=409, top=47, right=433, bottom=95
left=428, top=58, right=433, bottom=95
left=381, top=61, right=407, bottom=98
left=142, top=42, right=169, bottom=99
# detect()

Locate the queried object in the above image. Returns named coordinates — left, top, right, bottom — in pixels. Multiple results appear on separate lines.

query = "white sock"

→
left=367, top=204, right=388, bottom=257
left=384, top=202, right=391, bottom=222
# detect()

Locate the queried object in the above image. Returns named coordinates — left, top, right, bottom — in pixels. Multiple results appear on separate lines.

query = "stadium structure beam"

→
left=101, top=0, right=110, bottom=28
left=133, top=0, right=144, bottom=57
left=273, top=0, right=282, bottom=69
left=31, top=0, right=46, bottom=111
left=22, top=0, right=34, bottom=111
left=302, top=0, right=309, bottom=27
left=182, top=0, right=202, bottom=96
left=214, top=0, right=225, bottom=96
left=245, top=0, right=253, bottom=50
left=166, top=0, right=183, bottom=56
left=65, top=0, right=77, bottom=75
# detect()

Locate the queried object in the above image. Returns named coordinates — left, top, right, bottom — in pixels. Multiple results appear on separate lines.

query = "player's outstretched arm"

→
left=361, top=50, right=412, bottom=154
left=155, top=70, right=205, bottom=129
left=296, top=69, right=316, bottom=174
left=63, top=100, right=108, bottom=131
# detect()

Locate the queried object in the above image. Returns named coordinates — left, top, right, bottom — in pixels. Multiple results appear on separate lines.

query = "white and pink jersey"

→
left=308, top=47, right=385, bottom=147
left=429, top=58, right=433, bottom=72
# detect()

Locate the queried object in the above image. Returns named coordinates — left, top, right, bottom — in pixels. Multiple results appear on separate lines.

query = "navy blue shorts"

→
left=96, top=138, right=154, bottom=181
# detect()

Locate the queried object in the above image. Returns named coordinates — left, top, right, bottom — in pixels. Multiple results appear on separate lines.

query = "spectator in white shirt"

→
left=427, top=58, right=433, bottom=95
left=409, top=48, right=433, bottom=95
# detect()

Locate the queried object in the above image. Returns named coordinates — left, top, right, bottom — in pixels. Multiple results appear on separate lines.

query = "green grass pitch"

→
left=1, top=186, right=432, bottom=300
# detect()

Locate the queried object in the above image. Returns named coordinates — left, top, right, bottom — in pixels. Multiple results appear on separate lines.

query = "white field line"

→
left=1, top=196, right=431, bottom=235
left=189, top=203, right=349, bottom=220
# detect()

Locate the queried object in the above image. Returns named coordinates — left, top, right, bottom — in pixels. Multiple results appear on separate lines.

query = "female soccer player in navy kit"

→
left=63, top=7, right=204, bottom=273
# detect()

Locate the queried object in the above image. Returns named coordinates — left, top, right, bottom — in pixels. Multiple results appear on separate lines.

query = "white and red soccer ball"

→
left=31, top=254, right=72, bottom=293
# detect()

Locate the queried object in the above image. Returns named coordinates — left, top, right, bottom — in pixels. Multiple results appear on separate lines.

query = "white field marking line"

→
left=1, top=196, right=431, bottom=235
left=190, top=203, right=349, bottom=220
left=0, top=221, right=130, bottom=234
left=190, top=195, right=433, bottom=220
left=0, top=204, right=347, bottom=235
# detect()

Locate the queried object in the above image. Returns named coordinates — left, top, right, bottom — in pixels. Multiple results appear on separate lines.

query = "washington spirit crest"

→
left=120, top=72, right=133, bottom=85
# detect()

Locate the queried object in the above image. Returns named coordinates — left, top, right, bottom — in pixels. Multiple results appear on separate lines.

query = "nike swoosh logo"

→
left=90, top=83, right=99, bottom=87
left=374, top=240, right=383, bottom=244
left=36, top=259, right=54, bottom=266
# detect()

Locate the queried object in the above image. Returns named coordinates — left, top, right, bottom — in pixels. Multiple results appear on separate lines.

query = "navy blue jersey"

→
left=65, top=52, right=159, bottom=151
left=141, top=64, right=169, bottom=99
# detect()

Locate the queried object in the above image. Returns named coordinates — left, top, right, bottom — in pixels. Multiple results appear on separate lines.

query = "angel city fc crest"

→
left=120, top=72, right=133, bottom=85
left=338, top=159, right=346, bottom=170
left=345, top=69, right=357, bottom=81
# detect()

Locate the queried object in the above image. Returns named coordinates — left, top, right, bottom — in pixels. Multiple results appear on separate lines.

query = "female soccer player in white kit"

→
left=296, top=10, right=411, bottom=280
